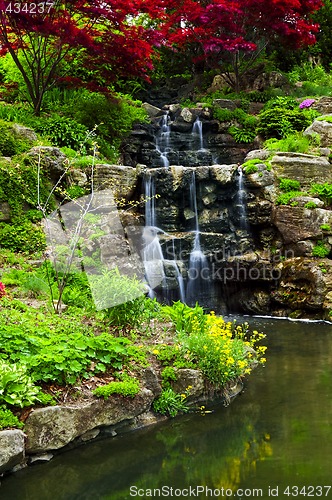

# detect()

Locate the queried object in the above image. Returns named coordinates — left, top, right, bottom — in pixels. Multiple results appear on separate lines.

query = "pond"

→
left=1, top=316, right=332, bottom=500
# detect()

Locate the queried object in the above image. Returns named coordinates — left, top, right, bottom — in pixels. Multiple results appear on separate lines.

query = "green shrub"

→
left=320, top=224, right=331, bottom=231
left=276, top=191, right=304, bottom=205
left=161, top=301, right=207, bottom=336
left=0, top=406, right=24, bottom=430
left=279, top=178, right=301, bottom=192
left=312, top=241, right=330, bottom=258
left=93, top=378, right=140, bottom=399
left=212, top=107, right=235, bottom=122
left=153, top=388, right=189, bottom=418
left=0, top=220, right=46, bottom=253
left=0, top=359, right=41, bottom=408
left=304, top=201, right=317, bottom=209
left=89, top=268, right=147, bottom=328
left=310, top=183, right=332, bottom=206
left=264, top=133, right=319, bottom=154
left=228, top=124, right=256, bottom=143
left=0, top=301, right=147, bottom=385
left=242, top=158, right=263, bottom=174
left=161, top=366, right=177, bottom=388
left=256, top=107, right=312, bottom=139
left=35, top=115, right=90, bottom=151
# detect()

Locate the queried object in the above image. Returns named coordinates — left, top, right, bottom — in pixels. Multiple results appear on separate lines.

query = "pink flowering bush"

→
left=299, top=99, right=315, bottom=109
left=0, top=282, right=6, bottom=298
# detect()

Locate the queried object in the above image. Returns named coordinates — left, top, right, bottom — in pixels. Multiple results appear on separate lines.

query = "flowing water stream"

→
left=1, top=317, right=332, bottom=500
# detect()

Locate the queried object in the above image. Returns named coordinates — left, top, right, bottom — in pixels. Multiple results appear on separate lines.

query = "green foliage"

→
left=0, top=120, right=35, bottom=156
left=161, top=366, right=177, bottom=388
left=153, top=388, right=189, bottom=418
left=35, top=115, right=90, bottom=151
left=256, top=106, right=312, bottom=139
left=64, top=185, right=87, bottom=200
left=0, top=359, right=41, bottom=408
left=312, top=241, right=330, bottom=258
left=0, top=102, right=36, bottom=125
left=90, top=268, right=147, bottom=329
left=276, top=191, right=304, bottom=205
left=279, top=178, right=301, bottom=192
left=263, top=96, right=299, bottom=110
left=0, top=406, right=24, bottom=430
left=60, top=90, right=148, bottom=159
left=317, top=115, right=332, bottom=123
left=288, top=63, right=332, bottom=96
left=242, top=159, right=261, bottom=174
left=212, top=107, right=235, bottom=122
left=228, top=124, right=256, bottom=143
left=320, top=224, right=331, bottom=231
left=310, top=183, right=332, bottom=206
left=0, top=220, right=46, bottom=253
left=0, top=300, right=147, bottom=386
left=304, top=201, right=317, bottom=209
left=0, top=157, right=53, bottom=219
left=264, top=132, right=319, bottom=154
left=161, top=301, right=207, bottom=335
left=93, top=377, right=140, bottom=399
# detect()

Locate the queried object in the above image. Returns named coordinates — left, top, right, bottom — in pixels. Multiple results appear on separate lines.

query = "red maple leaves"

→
left=0, top=0, right=323, bottom=112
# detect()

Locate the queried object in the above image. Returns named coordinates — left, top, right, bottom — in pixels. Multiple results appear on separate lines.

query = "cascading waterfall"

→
left=192, top=116, right=204, bottom=151
left=236, top=166, right=249, bottom=231
left=143, top=174, right=165, bottom=297
left=143, top=172, right=186, bottom=302
left=186, top=170, right=210, bottom=306
left=156, top=112, right=171, bottom=167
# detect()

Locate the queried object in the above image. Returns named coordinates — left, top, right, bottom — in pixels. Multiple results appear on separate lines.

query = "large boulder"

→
left=304, top=116, right=332, bottom=148
left=270, top=152, right=332, bottom=189
left=0, top=430, right=25, bottom=473
left=272, top=206, right=332, bottom=244
left=24, top=389, right=154, bottom=453
left=93, top=164, right=141, bottom=200
left=27, top=146, right=67, bottom=184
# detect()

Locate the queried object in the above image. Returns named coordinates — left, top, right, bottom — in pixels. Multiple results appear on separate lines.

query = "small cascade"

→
left=186, top=171, right=210, bottom=306
left=143, top=174, right=165, bottom=297
left=236, top=166, right=249, bottom=231
left=192, top=116, right=205, bottom=151
left=143, top=173, right=186, bottom=302
left=156, top=112, right=171, bottom=167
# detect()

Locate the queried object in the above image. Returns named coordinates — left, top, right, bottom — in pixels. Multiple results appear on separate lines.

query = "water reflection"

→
left=1, top=317, right=332, bottom=499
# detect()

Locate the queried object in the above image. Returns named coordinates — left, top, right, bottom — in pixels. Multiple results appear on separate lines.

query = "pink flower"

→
left=0, top=282, right=6, bottom=298
left=299, top=99, right=315, bottom=109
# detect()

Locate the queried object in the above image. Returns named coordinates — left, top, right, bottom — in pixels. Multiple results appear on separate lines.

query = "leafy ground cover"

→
left=0, top=258, right=267, bottom=428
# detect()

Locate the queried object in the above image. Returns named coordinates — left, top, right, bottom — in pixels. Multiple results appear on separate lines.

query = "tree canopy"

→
left=0, top=0, right=325, bottom=112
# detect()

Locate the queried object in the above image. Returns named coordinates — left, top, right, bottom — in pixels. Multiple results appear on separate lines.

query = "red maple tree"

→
left=0, top=0, right=165, bottom=114
left=166, top=0, right=323, bottom=90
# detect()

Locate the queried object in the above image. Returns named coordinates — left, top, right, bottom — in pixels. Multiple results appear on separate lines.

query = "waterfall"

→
left=143, top=173, right=186, bottom=302
left=186, top=170, right=210, bottom=306
left=192, top=116, right=204, bottom=151
left=143, top=174, right=165, bottom=297
left=236, top=166, right=249, bottom=231
left=156, top=112, right=170, bottom=167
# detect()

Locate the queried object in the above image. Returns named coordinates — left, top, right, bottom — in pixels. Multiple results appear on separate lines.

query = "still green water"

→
left=1, top=317, right=332, bottom=500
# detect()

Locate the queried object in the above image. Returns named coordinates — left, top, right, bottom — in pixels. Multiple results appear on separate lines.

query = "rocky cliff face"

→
left=26, top=101, right=331, bottom=321
left=122, top=103, right=256, bottom=168
left=85, top=149, right=332, bottom=319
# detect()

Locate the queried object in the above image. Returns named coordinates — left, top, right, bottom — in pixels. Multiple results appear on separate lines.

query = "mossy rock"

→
left=0, top=120, right=37, bottom=157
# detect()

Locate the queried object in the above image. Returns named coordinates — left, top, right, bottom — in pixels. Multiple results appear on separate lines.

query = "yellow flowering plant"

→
left=160, top=303, right=267, bottom=388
